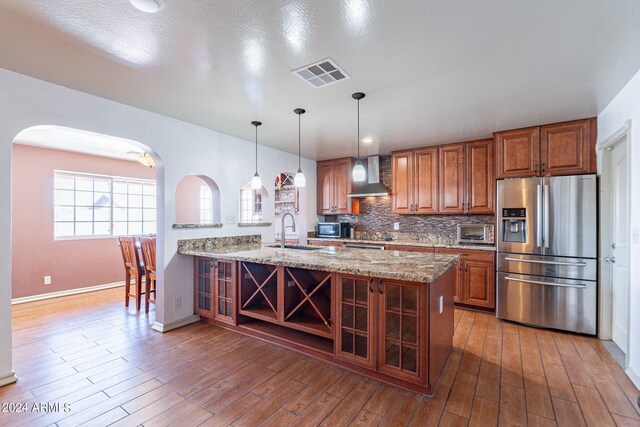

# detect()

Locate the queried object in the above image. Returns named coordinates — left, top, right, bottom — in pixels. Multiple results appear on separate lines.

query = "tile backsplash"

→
left=323, top=155, right=495, bottom=242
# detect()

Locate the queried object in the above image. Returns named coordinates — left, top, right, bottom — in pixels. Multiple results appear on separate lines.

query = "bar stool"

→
left=118, top=236, right=145, bottom=310
left=139, top=236, right=157, bottom=313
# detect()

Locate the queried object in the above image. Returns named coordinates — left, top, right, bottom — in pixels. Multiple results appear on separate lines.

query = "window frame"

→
left=200, top=184, right=214, bottom=224
left=53, top=170, right=156, bottom=240
left=239, top=184, right=264, bottom=224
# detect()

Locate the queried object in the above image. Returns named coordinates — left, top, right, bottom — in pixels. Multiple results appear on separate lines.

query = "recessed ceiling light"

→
left=361, top=137, right=374, bottom=144
left=130, top=0, right=166, bottom=13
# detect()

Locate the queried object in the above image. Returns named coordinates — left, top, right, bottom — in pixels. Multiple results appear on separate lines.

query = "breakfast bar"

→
left=178, top=235, right=458, bottom=395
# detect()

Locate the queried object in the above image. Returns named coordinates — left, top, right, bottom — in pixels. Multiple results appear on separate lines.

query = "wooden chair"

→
left=119, top=236, right=145, bottom=310
left=139, top=236, right=157, bottom=313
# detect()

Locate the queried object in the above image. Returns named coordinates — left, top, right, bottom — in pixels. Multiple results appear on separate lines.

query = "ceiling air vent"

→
left=293, top=58, right=350, bottom=88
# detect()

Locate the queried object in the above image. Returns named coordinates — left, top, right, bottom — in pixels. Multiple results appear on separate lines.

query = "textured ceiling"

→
left=1, top=1, right=640, bottom=160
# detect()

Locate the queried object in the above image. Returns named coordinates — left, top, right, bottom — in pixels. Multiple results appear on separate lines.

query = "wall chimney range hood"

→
left=348, top=156, right=390, bottom=197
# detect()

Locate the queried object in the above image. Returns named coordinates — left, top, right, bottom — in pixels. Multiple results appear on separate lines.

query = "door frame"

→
left=596, top=120, right=631, bottom=367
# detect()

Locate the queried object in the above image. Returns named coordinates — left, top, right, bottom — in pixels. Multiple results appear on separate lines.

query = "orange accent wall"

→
left=11, top=144, right=155, bottom=299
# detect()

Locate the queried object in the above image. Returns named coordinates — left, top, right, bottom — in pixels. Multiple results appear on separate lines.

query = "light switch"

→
left=393, top=222, right=400, bottom=231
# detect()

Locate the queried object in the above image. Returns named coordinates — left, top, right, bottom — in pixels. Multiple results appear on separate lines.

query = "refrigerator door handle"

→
left=544, top=184, right=550, bottom=248
left=504, top=257, right=587, bottom=267
left=504, top=276, right=587, bottom=289
left=536, top=184, right=543, bottom=248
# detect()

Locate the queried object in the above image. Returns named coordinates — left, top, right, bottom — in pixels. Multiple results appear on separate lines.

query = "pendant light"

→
left=251, top=121, right=262, bottom=190
left=293, top=108, right=306, bottom=188
left=352, top=92, right=366, bottom=182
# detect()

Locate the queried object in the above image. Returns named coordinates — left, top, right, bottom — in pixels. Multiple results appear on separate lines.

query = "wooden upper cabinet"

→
left=495, top=127, right=540, bottom=179
left=392, top=140, right=494, bottom=215
left=438, top=143, right=465, bottom=214
left=317, top=158, right=358, bottom=215
left=391, top=151, right=414, bottom=214
left=466, top=139, right=494, bottom=214
left=496, top=118, right=596, bottom=179
left=414, top=148, right=439, bottom=214
left=317, top=161, right=334, bottom=214
left=333, top=158, right=353, bottom=214
left=540, top=119, right=595, bottom=175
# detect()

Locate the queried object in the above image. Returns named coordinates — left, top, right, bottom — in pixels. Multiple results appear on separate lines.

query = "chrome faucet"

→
left=280, top=213, right=296, bottom=249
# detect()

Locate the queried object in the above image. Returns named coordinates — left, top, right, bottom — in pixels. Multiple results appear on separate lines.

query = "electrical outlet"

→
left=174, top=297, right=182, bottom=310
left=393, top=250, right=400, bottom=257
left=225, top=215, right=236, bottom=224
left=439, top=296, right=443, bottom=314
left=393, top=222, right=400, bottom=231
left=288, top=280, right=295, bottom=288
left=44, top=276, right=51, bottom=285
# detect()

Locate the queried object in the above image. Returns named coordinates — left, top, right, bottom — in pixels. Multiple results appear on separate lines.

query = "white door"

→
left=610, top=139, right=629, bottom=354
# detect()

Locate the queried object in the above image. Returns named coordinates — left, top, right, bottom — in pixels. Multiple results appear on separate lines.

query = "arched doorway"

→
left=10, top=125, right=164, bottom=316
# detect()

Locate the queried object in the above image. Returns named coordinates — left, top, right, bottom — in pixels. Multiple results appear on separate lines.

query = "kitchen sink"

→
left=269, top=244, right=322, bottom=251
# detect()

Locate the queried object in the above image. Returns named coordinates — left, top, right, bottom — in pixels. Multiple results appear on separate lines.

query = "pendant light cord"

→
left=255, top=125, right=258, bottom=174
left=357, top=98, right=360, bottom=160
left=298, top=113, right=301, bottom=170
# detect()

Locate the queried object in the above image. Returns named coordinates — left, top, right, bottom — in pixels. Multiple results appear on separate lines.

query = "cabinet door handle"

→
left=535, top=164, right=539, bottom=174
left=378, top=281, right=383, bottom=294
left=369, top=279, right=374, bottom=293
left=541, top=163, right=546, bottom=173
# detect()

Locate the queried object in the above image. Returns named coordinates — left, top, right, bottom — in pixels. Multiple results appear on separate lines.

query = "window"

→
left=54, top=171, right=156, bottom=238
left=200, top=185, right=213, bottom=223
left=239, top=183, right=263, bottom=223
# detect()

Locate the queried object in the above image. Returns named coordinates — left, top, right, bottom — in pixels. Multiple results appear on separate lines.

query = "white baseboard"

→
left=626, top=365, right=640, bottom=389
left=152, top=314, right=200, bottom=333
left=0, top=372, right=18, bottom=387
left=11, top=281, right=125, bottom=305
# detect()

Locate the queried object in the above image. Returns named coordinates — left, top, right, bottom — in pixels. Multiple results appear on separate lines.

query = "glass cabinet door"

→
left=379, top=281, right=423, bottom=381
left=215, top=260, right=235, bottom=324
left=336, top=275, right=375, bottom=368
left=194, top=257, right=214, bottom=318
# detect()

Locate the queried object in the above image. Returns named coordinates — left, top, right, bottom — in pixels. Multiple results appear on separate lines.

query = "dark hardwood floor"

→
left=1, top=287, right=639, bottom=426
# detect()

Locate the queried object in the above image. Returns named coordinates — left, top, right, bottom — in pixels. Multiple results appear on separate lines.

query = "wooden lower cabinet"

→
left=194, top=257, right=215, bottom=318
left=214, top=259, right=236, bottom=324
left=434, top=248, right=495, bottom=310
left=378, top=280, right=425, bottom=383
left=194, top=260, right=454, bottom=394
left=463, top=258, right=495, bottom=309
left=335, top=275, right=376, bottom=369
left=194, top=257, right=236, bottom=323
left=384, top=244, right=434, bottom=253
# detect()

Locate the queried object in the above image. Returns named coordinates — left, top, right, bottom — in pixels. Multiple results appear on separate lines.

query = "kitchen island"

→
left=178, top=235, right=459, bottom=395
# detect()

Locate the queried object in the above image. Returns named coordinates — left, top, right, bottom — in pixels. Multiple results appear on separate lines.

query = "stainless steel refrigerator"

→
left=496, top=174, right=597, bottom=334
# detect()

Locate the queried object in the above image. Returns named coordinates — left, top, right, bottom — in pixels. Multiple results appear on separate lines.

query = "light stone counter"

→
left=177, top=235, right=458, bottom=283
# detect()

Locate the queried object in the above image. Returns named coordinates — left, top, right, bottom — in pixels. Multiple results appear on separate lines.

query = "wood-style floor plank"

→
left=0, top=287, right=637, bottom=427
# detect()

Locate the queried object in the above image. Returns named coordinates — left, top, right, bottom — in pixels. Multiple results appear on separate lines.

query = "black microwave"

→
left=317, top=222, right=351, bottom=238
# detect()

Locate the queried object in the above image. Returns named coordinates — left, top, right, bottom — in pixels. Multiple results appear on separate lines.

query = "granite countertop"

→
left=307, top=237, right=496, bottom=251
left=178, top=238, right=459, bottom=283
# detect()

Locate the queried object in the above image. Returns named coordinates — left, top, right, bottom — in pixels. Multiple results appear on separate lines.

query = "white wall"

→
left=598, top=66, right=640, bottom=387
left=0, top=68, right=317, bottom=383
